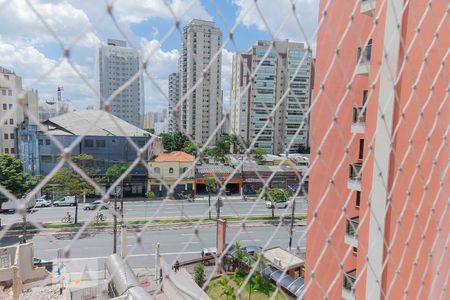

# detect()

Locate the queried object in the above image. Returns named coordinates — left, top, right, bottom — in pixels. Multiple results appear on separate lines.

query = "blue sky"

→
left=0, top=0, right=318, bottom=114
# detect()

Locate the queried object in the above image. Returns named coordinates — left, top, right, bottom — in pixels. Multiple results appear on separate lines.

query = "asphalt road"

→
left=14, top=225, right=307, bottom=272
left=0, top=198, right=307, bottom=225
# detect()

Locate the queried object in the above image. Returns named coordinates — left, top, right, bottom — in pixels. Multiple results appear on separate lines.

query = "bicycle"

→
left=61, top=214, right=72, bottom=223
left=95, top=213, right=106, bottom=222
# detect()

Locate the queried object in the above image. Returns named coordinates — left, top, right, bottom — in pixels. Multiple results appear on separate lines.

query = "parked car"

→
left=1, top=197, right=36, bottom=213
left=201, top=247, right=217, bottom=257
left=84, top=200, right=109, bottom=210
left=33, top=258, right=53, bottom=272
left=35, top=198, right=52, bottom=208
left=265, top=200, right=289, bottom=209
left=53, top=196, right=76, bottom=207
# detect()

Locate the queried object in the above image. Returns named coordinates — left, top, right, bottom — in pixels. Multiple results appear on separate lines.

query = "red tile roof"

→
left=151, top=151, right=195, bottom=162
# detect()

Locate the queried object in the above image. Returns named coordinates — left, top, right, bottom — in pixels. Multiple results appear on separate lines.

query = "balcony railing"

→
left=352, top=107, right=366, bottom=124
left=361, top=0, right=376, bottom=15
left=346, top=217, right=359, bottom=237
left=356, top=40, right=372, bottom=74
left=343, top=269, right=356, bottom=290
left=352, top=107, right=366, bottom=134
left=349, top=163, right=362, bottom=181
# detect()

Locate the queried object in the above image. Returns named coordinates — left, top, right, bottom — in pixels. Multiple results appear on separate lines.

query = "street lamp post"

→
left=288, top=198, right=296, bottom=252
left=113, top=189, right=118, bottom=254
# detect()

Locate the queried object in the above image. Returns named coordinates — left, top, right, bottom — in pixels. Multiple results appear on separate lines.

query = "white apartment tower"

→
left=0, top=66, right=38, bottom=155
left=168, top=72, right=179, bottom=132
left=230, top=40, right=312, bottom=154
left=179, top=20, right=222, bottom=144
left=97, top=39, right=144, bottom=127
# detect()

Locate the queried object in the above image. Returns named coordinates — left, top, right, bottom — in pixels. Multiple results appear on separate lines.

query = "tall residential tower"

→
left=230, top=41, right=312, bottom=154
left=168, top=72, right=179, bottom=132
left=306, top=0, right=448, bottom=299
left=97, top=39, right=144, bottom=127
left=179, top=20, right=222, bottom=144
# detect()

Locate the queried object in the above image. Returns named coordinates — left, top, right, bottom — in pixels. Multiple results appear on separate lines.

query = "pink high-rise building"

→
left=306, top=0, right=448, bottom=299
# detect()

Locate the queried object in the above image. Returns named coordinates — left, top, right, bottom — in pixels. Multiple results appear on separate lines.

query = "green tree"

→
left=257, top=187, right=290, bottom=218
left=144, top=128, right=155, bottom=134
left=159, top=131, right=190, bottom=151
left=232, top=240, right=246, bottom=270
left=106, top=164, right=131, bottom=218
left=207, top=137, right=230, bottom=162
left=48, top=154, right=97, bottom=224
left=181, top=140, right=198, bottom=156
left=219, top=277, right=235, bottom=300
left=251, top=148, right=267, bottom=165
left=146, top=190, right=155, bottom=200
left=194, top=262, right=205, bottom=286
left=0, top=154, right=41, bottom=203
left=204, top=177, right=217, bottom=220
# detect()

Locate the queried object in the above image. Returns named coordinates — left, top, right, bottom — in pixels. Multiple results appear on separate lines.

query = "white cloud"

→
left=113, top=0, right=212, bottom=24
left=140, top=39, right=180, bottom=112
left=233, top=0, right=318, bottom=45
left=0, top=38, right=96, bottom=109
left=0, top=0, right=100, bottom=47
left=221, top=48, right=234, bottom=111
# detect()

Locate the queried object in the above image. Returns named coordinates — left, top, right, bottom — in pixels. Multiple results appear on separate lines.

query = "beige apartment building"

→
left=147, top=151, right=195, bottom=199
left=0, top=66, right=38, bottom=155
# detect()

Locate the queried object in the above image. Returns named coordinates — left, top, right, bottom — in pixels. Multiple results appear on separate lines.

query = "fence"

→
left=0, top=0, right=448, bottom=299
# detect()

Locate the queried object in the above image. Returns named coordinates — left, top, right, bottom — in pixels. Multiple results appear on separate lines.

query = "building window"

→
left=356, top=191, right=361, bottom=207
left=2, top=104, right=6, bottom=110
left=363, top=90, right=368, bottom=105
left=154, top=167, right=160, bottom=174
left=3, top=133, right=8, bottom=140
left=4, top=148, right=8, bottom=154
left=358, top=139, right=364, bottom=160
left=10, top=133, right=14, bottom=139
left=3, top=75, right=9, bottom=80
left=45, top=139, right=50, bottom=145
left=169, top=168, right=174, bottom=174
left=9, top=119, right=13, bottom=125
left=39, top=139, right=43, bottom=145
left=96, top=140, right=106, bottom=147
left=8, top=90, right=12, bottom=96
left=8, top=104, right=12, bottom=109
left=84, top=139, right=94, bottom=147
left=10, top=148, right=14, bottom=154
left=1, top=89, right=5, bottom=96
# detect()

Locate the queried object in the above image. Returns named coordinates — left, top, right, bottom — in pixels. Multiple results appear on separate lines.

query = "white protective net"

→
left=0, top=0, right=448, bottom=299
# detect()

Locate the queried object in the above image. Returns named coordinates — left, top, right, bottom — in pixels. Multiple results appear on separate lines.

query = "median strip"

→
left=3, top=215, right=307, bottom=233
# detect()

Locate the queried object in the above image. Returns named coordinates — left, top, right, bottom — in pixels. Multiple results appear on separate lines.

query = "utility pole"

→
left=208, top=188, right=211, bottom=220
left=20, top=211, right=27, bottom=244
left=288, top=198, right=296, bottom=252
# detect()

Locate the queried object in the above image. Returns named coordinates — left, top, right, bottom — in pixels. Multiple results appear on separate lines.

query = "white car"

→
left=201, top=247, right=217, bottom=257
left=35, top=198, right=52, bottom=208
left=53, top=196, right=76, bottom=207
left=265, top=200, right=289, bottom=209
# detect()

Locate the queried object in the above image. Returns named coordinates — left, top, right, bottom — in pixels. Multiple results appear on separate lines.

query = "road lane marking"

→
left=181, top=241, right=199, bottom=245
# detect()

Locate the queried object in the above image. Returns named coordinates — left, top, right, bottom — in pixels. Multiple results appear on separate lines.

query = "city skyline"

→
left=0, top=0, right=319, bottom=114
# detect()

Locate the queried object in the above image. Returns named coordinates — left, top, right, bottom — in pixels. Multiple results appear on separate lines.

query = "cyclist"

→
left=97, top=211, right=104, bottom=221
left=65, top=212, right=71, bottom=222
